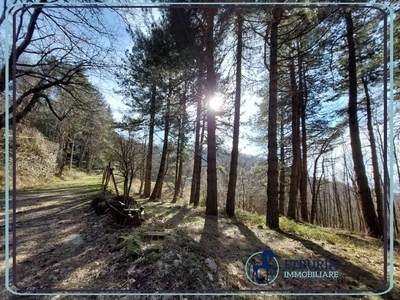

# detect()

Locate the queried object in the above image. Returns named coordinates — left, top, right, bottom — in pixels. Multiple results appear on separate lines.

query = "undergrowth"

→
left=1, top=125, right=57, bottom=191
left=235, top=208, right=378, bottom=252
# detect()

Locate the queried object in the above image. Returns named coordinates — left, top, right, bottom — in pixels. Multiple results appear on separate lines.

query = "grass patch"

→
left=60, top=168, right=87, bottom=180
left=183, top=214, right=203, bottom=224
left=235, top=209, right=264, bottom=226
left=280, top=217, right=341, bottom=244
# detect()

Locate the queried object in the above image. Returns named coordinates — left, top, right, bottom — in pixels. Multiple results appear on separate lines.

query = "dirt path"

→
left=1, top=176, right=399, bottom=299
left=0, top=176, right=109, bottom=298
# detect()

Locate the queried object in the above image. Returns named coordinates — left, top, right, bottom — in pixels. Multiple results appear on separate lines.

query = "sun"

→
left=209, top=95, right=223, bottom=110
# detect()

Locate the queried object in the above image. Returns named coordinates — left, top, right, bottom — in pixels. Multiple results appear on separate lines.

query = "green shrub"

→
left=125, top=237, right=143, bottom=259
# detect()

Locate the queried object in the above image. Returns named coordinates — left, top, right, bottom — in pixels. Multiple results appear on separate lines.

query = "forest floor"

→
left=1, top=175, right=400, bottom=300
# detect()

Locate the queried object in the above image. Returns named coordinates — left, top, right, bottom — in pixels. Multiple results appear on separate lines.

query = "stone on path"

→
left=63, top=234, right=84, bottom=245
left=204, top=258, right=217, bottom=273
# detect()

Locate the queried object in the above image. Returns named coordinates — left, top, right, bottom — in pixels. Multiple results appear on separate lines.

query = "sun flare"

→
left=209, top=95, right=223, bottom=110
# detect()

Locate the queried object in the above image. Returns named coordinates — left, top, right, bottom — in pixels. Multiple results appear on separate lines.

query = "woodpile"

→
left=91, top=194, right=144, bottom=228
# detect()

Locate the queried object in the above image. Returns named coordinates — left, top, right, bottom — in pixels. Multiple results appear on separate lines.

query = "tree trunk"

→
left=139, top=138, right=146, bottom=196
left=344, top=154, right=355, bottom=231
left=194, top=115, right=205, bottom=207
left=190, top=95, right=202, bottom=205
left=86, top=154, right=94, bottom=174
left=205, top=8, right=218, bottom=216
left=287, top=55, right=301, bottom=220
left=266, top=7, right=283, bottom=229
left=172, top=124, right=181, bottom=204
left=345, top=10, right=382, bottom=238
left=332, top=164, right=344, bottom=228
left=69, top=140, right=74, bottom=170
left=143, top=85, right=156, bottom=198
left=172, top=117, right=184, bottom=203
left=362, top=75, right=385, bottom=234
left=4, top=93, right=42, bottom=128
left=226, top=12, right=243, bottom=218
left=150, top=89, right=171, bottom=201
left=77, top=136, right=89, bottom=168
left=57, top=132, right=68, bottom=177
left=299, top=53, right=308, bottom=222
left=311, top=152, right=324, bottom=224
left=322, top=183, right=328, bottom=227
left=279, top=120, right=286, bottom=215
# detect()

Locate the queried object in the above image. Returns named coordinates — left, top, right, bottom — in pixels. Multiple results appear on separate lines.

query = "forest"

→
left=2, top=0, right=400, bottom=235
left=1, top=0, right=400, bottom=296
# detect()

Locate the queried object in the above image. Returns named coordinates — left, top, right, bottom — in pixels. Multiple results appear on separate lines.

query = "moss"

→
left=125, top=237, right=143, bottom=259
left=146, top=250, right=161, bottom=264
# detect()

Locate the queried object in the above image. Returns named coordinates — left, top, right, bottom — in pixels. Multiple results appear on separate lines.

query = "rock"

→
left=156, top=260, right=163, bottom=269
left=229, top=265, right=238, bottom=275
left=207, top=272, right=214, bottom=281
left=172, top=259, right=180, bottom=268
left=127, top=265, right=136, bottom=275
left=205, top=258, right=217, bottom=273
left=190, top=268, right=201, bottom=277
left=63, top=234, right=84, bottom=246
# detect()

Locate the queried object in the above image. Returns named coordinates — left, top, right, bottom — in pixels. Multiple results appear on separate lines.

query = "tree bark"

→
left=226, top=12, right=243, bottom=218
left=311, top=151, right=325, bottom=224
left=287, top=55, right=301, bottom=220
left=150, top=87, right=171, bottom=201
left=143, top=85, right=156, bottom=198
left=344, top=154, right=355, bottom=231
left=345, top=10, right=382, bottom=238
left=5, top=92, right=42, bottom=127
left=57, top=132, right=68, bottom=177
left=195, top=115, right=206, bottom=206
left=266, top=7, right=283, bottom=229
left=69, top=140, right=74, bottom=170
left=77, top=138, right=88, bottom=168
left=139, top=139, right=146, bottom=196
left=362, top=75, right=385, bottom=234
left=172, top=114, right=185, bottom=203
left=299, top=53, right=308, bottom=222
left=190, top=97, right=203, bottom=207
left=332, top=164, right=344, bottom=228
left=279, top=120, right=286, bottom=215
left=205, top=8, right=218, bottom=216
